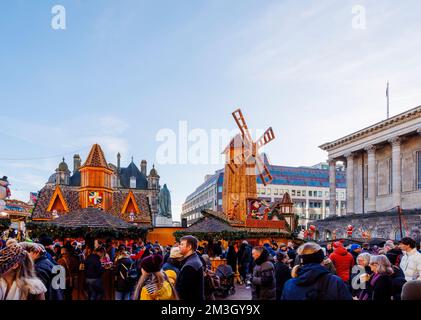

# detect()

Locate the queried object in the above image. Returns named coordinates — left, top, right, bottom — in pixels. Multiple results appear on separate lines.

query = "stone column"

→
left=328, top=159, right=337, bottom=216
left=345, top=152, right=354, bottom=215
left=388, top=137, right=402, bottom=207
left=365, top=145, right=377, bottom=213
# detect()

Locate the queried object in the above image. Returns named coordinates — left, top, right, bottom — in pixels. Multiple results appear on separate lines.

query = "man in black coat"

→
left=176, top=235, right=205, bottom=302
left=274, top=251, right=291, bottom=300
left=85, top=247, right=105, bottom=300
left=237, top=241, right=252, bottom=284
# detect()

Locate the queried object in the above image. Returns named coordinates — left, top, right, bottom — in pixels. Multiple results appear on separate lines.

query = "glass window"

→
left=130, top=176, right=136, bottom=188
left=297, top=190, right=301, bottom=196
left=273, top=189, right=278, bottom=195
left=218, top=186, right=223, bottom=192
left=267, top=189, right=271, bottom=195
left=318, top=191, right=322, bottom=197
left=291, top=190, right=296, bottom=196
left=309, top=191, right=313, bottom=197
left=302, top=190, right=306, bottom=197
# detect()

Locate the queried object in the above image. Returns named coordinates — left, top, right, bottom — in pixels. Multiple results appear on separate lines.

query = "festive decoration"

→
left=346, top=225, right=354, bottom=237
left=173, top=229, right=295, bottom=242
left=88, top=191, right=103, bottom=207
left=303, top=225, right=316, bottom=240
left=26, top=221, right=147, bottom=240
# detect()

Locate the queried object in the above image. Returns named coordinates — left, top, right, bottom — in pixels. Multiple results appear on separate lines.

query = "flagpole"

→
left=386, top=81, right=390, bottom=119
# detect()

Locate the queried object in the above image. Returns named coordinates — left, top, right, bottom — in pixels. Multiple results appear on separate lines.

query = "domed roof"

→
left=47, top=174, right=56, bottom=184
left=57, top=158, right=70, bottom=172
left=149, top=164, right=159, bottom=177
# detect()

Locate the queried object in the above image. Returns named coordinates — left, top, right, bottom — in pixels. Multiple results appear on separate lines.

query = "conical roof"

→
left=81, top=144, right=108, bottom=168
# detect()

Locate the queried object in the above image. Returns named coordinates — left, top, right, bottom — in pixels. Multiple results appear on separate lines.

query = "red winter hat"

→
left=333, top=241, right=343, bottom=248
left=140, top=254, right=163, bottom=273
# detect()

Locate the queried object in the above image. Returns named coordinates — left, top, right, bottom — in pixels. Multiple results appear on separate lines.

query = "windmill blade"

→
left=232, top=108, right=253, bottom=143
left=255, top=154, right=273, bottom=186
left=256, top=127, right=275, bottom=150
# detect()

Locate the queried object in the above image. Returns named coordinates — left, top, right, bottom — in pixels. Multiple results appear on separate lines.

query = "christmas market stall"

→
left=27, top=207, right=149, bottom=300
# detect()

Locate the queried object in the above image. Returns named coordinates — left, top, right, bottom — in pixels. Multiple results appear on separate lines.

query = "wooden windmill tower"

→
left=222, top=109, right=275, bottom=222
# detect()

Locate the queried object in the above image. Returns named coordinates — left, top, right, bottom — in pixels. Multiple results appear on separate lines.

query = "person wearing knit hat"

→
left=133, top=254, right=178, bottom=300
left=0, top=244, right=47, bottom=300
left=350, top=244, right=362, bottom=264
left=329, top=240, right=355, bottom=283
left=282, top=242, right=352, bottom=300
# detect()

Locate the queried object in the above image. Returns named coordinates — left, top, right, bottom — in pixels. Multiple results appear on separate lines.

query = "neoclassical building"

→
left=315, top=105, right=421, bottom=241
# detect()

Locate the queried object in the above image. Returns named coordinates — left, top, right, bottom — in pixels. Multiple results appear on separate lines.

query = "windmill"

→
left=222, top=108, right=275, bottom=222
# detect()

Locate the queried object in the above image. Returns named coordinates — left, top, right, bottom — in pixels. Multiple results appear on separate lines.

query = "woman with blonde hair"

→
left=133, top=254, right=178, bottom=300
left=281, top=242, right=352, bottom=300
left=0, top=243, right=47, bottom=300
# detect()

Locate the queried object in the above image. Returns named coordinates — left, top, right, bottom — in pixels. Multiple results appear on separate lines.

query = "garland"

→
left=173, top=229, right=296, bottom=241
left=26, top=221, right=147, bottom=240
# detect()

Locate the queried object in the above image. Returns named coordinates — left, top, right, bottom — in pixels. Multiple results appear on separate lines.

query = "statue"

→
left=158, top=184, right=172, bottom=219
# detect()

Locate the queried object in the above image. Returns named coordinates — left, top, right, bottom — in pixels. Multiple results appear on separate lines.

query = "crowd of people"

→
left=1, top=234, right=421, bottom=300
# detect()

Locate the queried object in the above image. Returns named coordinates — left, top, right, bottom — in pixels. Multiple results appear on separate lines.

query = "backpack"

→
left=120, top=262, right=139, bottom=286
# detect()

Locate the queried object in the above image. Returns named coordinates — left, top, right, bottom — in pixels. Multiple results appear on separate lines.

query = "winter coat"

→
left=329, top=246, right=354, bottom=282
left=34, top=254, right=64, bottom=300
left=115, top=256, right=136, bottom=292
left=176, top=253, right=204, bottom=302
left=274, top=261, right=291, bottom=300
left=281, top=263, right=353, bottom=300
left=360, top=273, right=393, bottom=301
left=400, top=249, right=421, bottom=281
left=139, top=271, right=177, bottom=300
left=226, top=245, right=237, bottom=273
left=251, top=249, right=276, bottom=300
left=162, top=260, right=181, bottom=278
left=390, top=266, right=406, bottom=300
left=85, top=253, right=104, bottom=279
left=263, top=244, right=276, bottom=257
left=287, top=248, right=297, bottom=267
left=238, top=244, right=252, bottom=265
left=58, top=253, right=80, bottom=289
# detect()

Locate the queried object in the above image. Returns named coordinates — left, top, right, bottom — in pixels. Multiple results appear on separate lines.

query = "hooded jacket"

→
left=281, top=263, right=352, bottom=300
left=251, top=249, right=276, bottom=300
left=329, top=246, right=354, bottom=282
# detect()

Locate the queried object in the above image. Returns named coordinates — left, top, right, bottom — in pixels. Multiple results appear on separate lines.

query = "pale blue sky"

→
left=1, top=0, right=421, bottom=220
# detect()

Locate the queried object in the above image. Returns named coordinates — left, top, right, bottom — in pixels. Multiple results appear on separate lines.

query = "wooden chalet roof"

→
left=49, top=207, right=146, bottom=229
left=32, top=185, right=81, bottom=219
left=81, top=144, right=108, bottom=168
left=110, top=190, right=152, bottom=224
left=32, top=185, right=152, bottom=223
